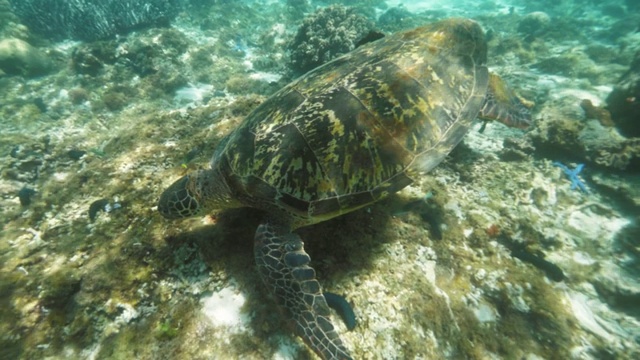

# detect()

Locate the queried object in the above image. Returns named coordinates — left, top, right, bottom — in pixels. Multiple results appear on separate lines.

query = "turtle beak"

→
left=158, top=175, right=201, bottom=219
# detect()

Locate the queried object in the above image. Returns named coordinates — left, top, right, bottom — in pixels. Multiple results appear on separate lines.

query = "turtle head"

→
left=158, top=174, right=203, bottom=219
left=158, top=168, right=239, bottom=219
left=480, top=73, right=533, bottom=129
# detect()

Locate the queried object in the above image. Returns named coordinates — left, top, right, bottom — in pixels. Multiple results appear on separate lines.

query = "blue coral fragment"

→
left=552, top=162, right=588, bottom=193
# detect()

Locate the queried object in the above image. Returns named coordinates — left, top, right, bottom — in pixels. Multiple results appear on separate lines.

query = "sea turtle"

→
left=158, top=18, right=531, bottom=359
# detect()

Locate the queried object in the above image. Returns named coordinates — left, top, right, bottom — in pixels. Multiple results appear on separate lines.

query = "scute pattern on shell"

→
left=215, top=19, right=489, bottom=222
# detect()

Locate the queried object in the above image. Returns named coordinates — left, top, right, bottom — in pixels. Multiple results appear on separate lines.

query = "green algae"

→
left=40, top=268, right=81, bottom=308
left=154, top=319, right=179, bottom=340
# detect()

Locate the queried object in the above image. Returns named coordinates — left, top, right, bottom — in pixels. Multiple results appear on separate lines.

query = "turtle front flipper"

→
left=254, top=221, right=352, bottom=360
left=480, top=73, right=533, bottom=129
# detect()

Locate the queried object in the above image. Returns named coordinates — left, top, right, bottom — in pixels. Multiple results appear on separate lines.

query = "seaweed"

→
left=9, top=0, right=182, bottom=41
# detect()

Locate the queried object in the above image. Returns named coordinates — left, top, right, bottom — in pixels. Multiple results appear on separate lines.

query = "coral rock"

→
left=606, top=50, right=640, bottom=138
left=596, top=138, right=640, bottom=172
left=517, top=12, right=551, bottom=37
left=287, top=5, right=373, bottom=75
left=580, top=99, right=614, bottom=127
left=0, top=38, right=51, bottom=77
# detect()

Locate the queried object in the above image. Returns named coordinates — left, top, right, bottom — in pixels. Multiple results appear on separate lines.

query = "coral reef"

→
left=284, top=0, right=311, bottom=22
left=533, top=52, right=606, bottom=85
left=8, top=0, right=181, bottom=41
left=71, top=41, right=116, bottom=76
left=318, top=0, right=387, bottom=19
left=517, top=11, right=551, bottom=38
left=580, top=99, right=614, bottom=127
left=375, top=5, right=447, bottom=33
left=287, top=5, right=373, bottom=75
left=376, top=6, right=418, bottom=32
left=101, top=85, right=135, bottom=112
left=529, top=116, right=585, bottom=160
left=595, top=138, right=640, bottom=172
left=607, top=50, right=640, bottom=138
left=0, top=0, right=21, bottom=37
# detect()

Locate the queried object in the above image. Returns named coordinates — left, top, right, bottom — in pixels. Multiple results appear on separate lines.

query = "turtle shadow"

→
left=160, top=198, right=442, bottom=354
left=300, top=202, right=395, bottom=286
left=165, top=203, right=399, bottom=290
left=162, top=208, right=262, bottom=286
left=165, top=189, right=451, bottom=292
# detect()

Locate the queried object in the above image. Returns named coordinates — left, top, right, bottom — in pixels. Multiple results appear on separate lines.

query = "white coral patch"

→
left=565, top=205, right=629, bottom=245
left=201, top=286, right=250, bottom=333
left=174, top=83, right=214, bottom=105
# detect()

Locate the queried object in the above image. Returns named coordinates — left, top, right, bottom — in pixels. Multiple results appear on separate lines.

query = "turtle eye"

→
left=158, top=176, right=201, bottom=219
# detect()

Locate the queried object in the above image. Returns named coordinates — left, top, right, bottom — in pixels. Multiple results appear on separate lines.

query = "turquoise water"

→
left=1, top=1, right=639, bottom=359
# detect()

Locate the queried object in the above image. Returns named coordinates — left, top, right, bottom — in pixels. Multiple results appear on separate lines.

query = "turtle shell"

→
left=214, top=19, right=489, bottom=224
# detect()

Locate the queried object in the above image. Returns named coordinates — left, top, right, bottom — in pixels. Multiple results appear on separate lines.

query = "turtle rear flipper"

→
left=480, top=73, right=532, bottom=129
left=254, top=221, right=352, bottom=360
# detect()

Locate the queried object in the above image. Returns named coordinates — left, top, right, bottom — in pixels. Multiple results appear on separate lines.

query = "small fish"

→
left=510, top=246, right=565, bottom=282
left=89, top=198, right=122, bottom=221
left=18, top=187, right=37, bottom=206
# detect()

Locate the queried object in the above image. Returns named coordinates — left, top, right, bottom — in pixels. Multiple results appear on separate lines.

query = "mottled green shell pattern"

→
left=215, top=19, right=489, bottom=223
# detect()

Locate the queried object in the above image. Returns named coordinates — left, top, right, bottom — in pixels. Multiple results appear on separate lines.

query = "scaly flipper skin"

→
left=254, top=221, right=352, bottom=360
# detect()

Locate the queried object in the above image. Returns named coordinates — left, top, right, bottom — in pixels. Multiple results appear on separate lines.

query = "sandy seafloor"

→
left=1, top=0, right=639, bottom=359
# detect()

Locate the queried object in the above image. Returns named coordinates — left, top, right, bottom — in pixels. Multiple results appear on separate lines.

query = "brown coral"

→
left=287, top=5, right=373, bottom=75
left=596, top=138, right=640, bottom=172
left=580, top=99, right=614, bottom=127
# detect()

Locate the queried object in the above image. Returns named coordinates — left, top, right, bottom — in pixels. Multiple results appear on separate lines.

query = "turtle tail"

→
left=254, top=220, right=352, bottom=360
left=479, top=73, right=532, bottom=129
